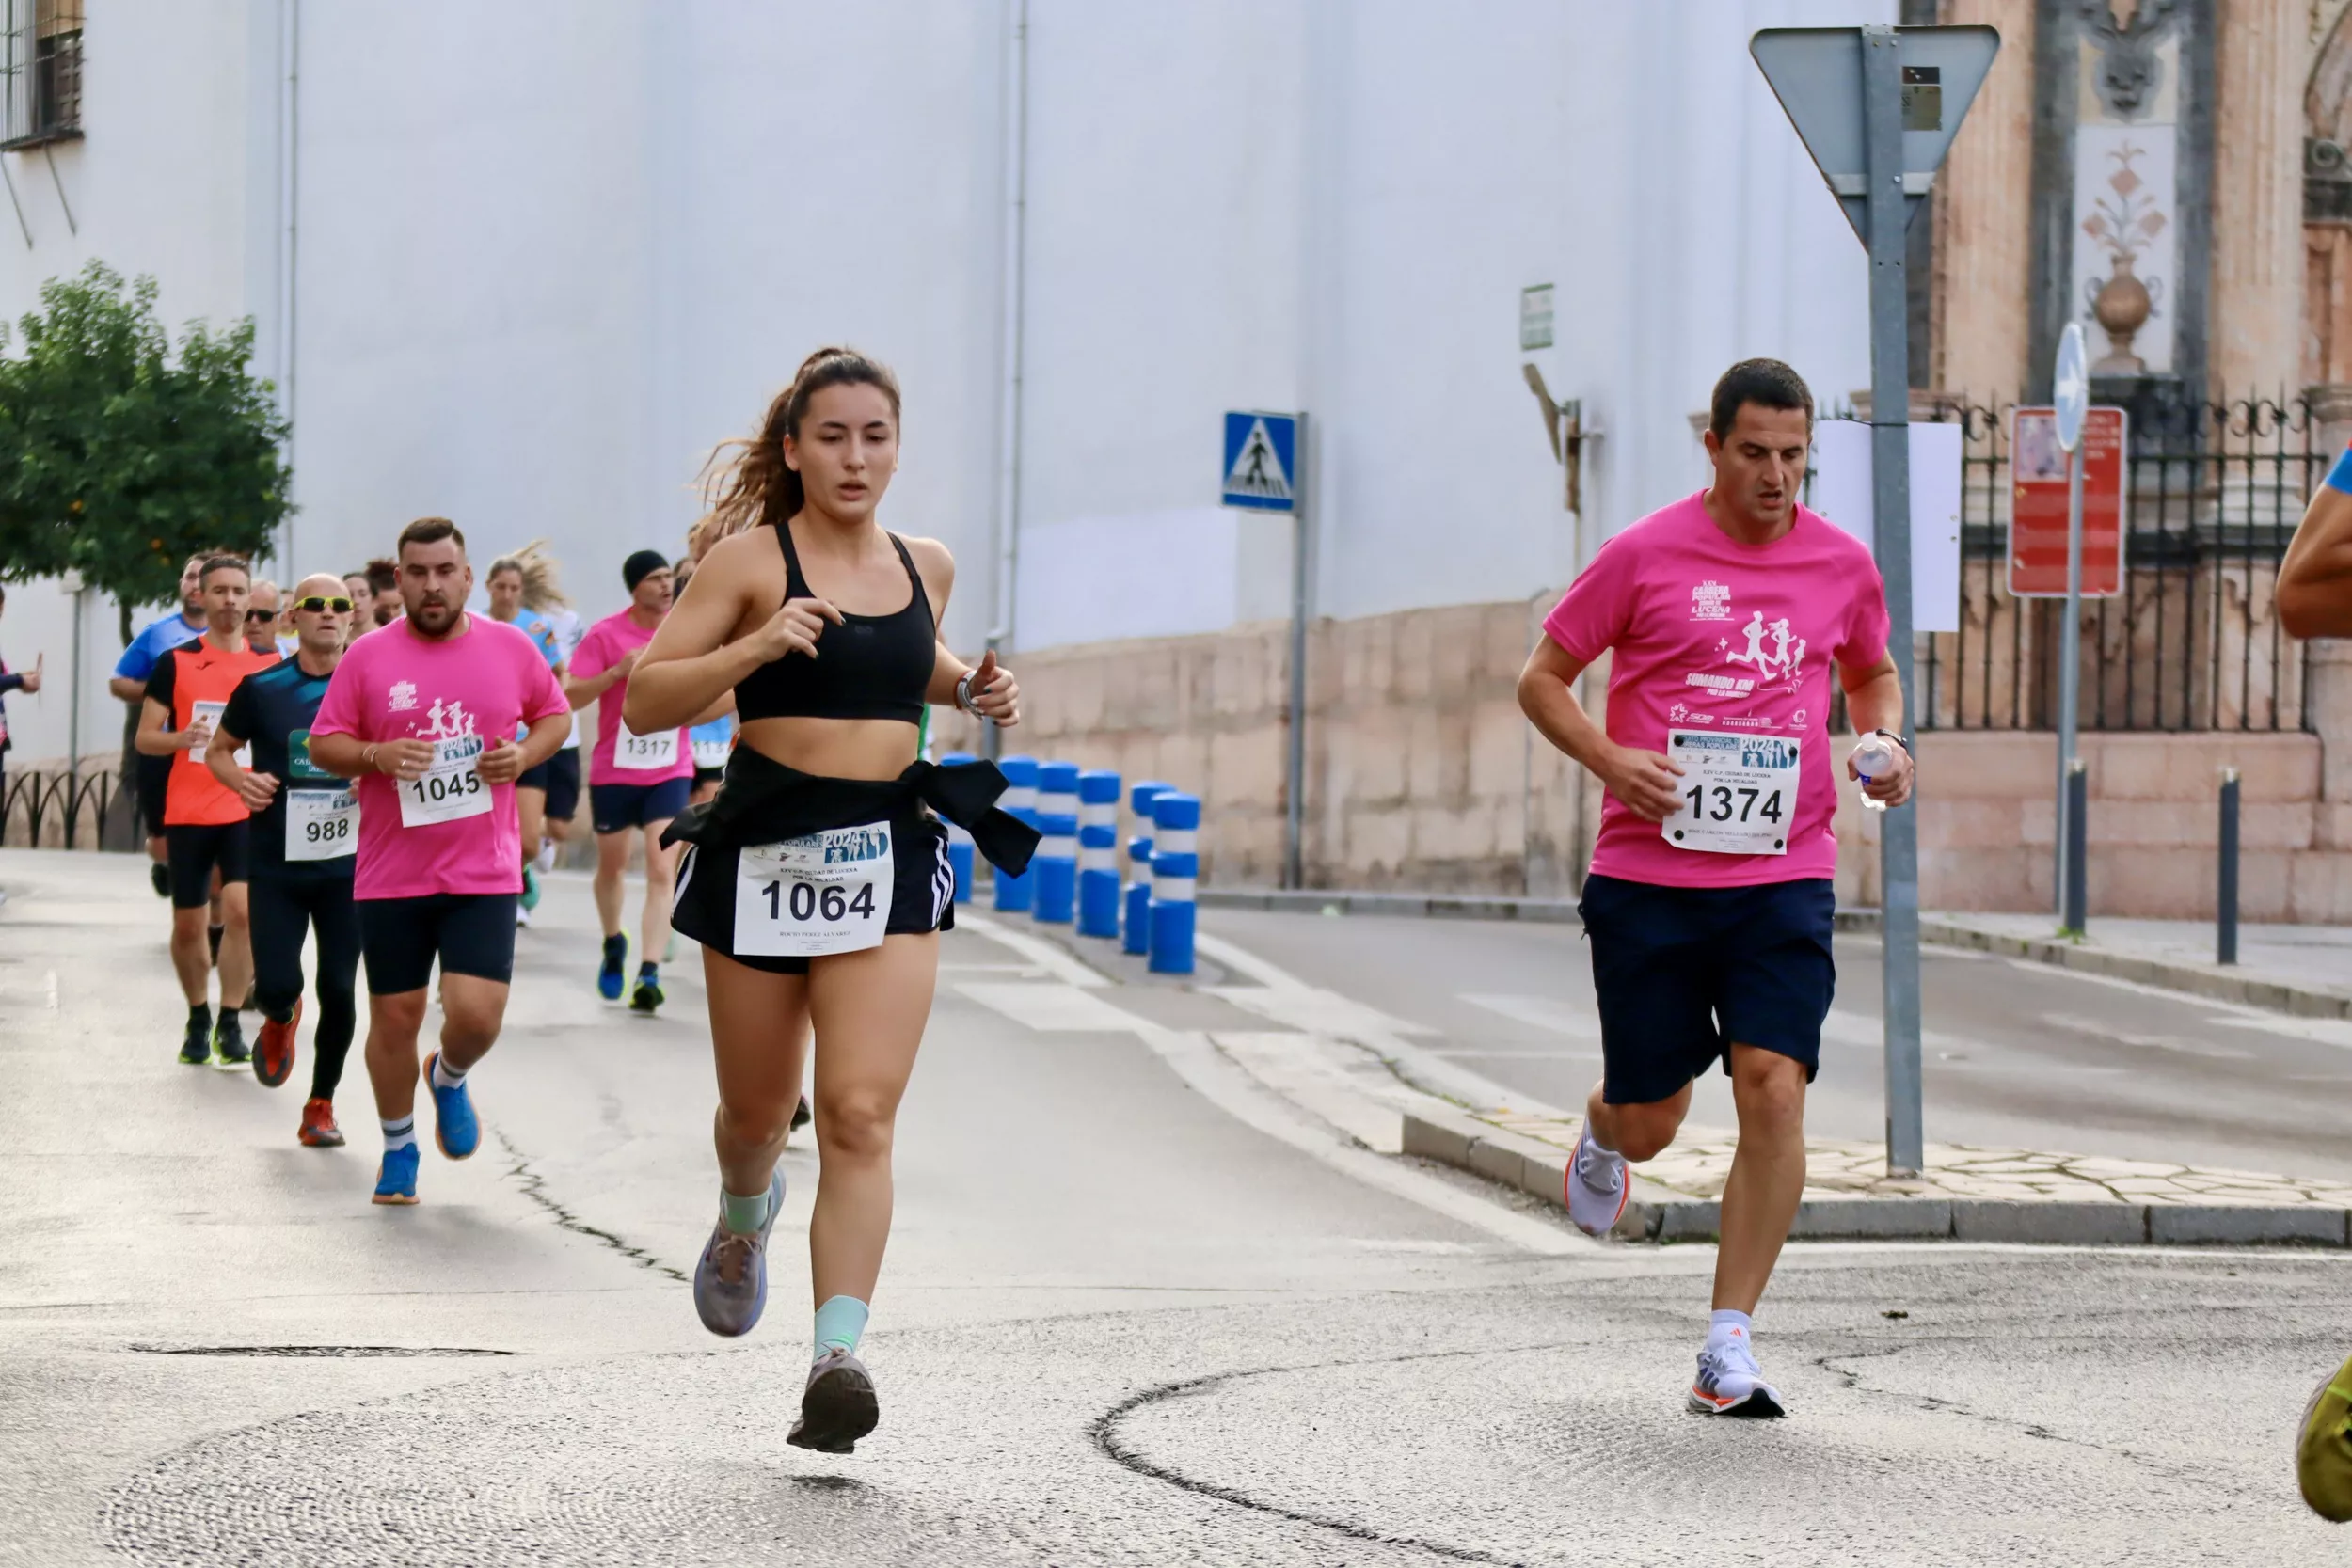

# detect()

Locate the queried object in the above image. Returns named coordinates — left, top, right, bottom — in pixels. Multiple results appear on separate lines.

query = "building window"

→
left=2, top=0, right=82, bottom=150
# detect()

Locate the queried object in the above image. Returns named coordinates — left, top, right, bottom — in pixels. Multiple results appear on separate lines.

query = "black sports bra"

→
left=734, top=522, right=934, bottom=725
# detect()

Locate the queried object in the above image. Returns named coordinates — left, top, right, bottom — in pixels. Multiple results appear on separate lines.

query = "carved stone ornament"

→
left=2078, top=0, right=2183, bottom=120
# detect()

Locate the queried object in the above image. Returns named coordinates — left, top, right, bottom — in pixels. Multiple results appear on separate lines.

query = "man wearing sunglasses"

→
left=208, top=577, right=363, bottom=1148
left=135, top=556, right=281, bottom=1068
left=244, top=579, right=286, bottom=657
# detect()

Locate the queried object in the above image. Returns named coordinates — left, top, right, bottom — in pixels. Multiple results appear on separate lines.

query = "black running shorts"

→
left=359, top=893, right=519, bottom=994
left=671, top=815, right=953, bottom=975
left=165, top=820, right=250, bottom=910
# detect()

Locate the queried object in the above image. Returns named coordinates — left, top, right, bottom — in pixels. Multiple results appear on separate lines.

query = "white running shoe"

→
left=1564, top=1120, right=1629, bottom=1238
left=516, top=905, right=532, bottom=928
left=1689, top=1334, right=1785, bottom=1418
left=535, top=841, right=559, bottom=875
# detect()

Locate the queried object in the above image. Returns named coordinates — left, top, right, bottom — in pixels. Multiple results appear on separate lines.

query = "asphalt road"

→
left=3, top=848, right=2347, bottom=1565
left=1201, top=907, right=2352, bottom=1186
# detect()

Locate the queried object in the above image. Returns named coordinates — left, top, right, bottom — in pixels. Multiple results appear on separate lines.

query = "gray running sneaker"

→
left=1565, top=1120, right=1629, bottom=1238
left=691, top=1171, right=783, bottom=1338
left=787, top=1347, right=880, bottom=1454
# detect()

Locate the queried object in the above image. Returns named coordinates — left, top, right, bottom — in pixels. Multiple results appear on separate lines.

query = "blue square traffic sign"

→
left=1221, top=411, right=1298, bottom=513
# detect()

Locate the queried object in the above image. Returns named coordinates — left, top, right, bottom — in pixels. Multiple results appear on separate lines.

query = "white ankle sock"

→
left=431, top=1055, right=469, bottom=1089
left=1708, top=1309, right=1754, bottom=1354
left=381, top=1116, right=417, bottom=1152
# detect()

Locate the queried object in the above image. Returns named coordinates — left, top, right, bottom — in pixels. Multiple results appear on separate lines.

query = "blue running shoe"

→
left=693, top=1171, right=784, bottom=1338
left=597, top=932, right=629, bottom=1002
left=422, top=1053, right=480, bottom=1161
left=373, top=1144, right=421, bottom=1206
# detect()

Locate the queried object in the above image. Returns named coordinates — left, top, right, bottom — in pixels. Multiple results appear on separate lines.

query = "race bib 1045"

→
left=397, top=734, right=491, bottom=828
left=732, top=822, right=894, bottom=958
left=1661, top=730, right=1797, bottom=856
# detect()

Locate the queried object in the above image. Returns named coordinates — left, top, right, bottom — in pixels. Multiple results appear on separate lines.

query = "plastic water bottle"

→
left=1852, top=735, right=1896, bottom=813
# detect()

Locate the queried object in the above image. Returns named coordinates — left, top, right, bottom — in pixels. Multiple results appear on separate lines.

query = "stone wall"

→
left=940, top=596, right=2352, bottom=921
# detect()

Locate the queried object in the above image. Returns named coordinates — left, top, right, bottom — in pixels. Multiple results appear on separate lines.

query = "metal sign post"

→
left=1753, top=21, right=1999, bottom=1178
left=2052, top=322, right=2090, bottom=930
left=1220, top=411, right=1307, bottom=889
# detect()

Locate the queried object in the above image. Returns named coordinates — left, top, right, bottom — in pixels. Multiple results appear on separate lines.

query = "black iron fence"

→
left=1, top=765, right=119, bottom=849
left=1915, top=391, right=2323, bottom=733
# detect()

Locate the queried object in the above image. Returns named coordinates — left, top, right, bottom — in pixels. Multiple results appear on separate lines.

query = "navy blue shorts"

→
left=590, top=775, right=691, bottom=835
left=1577, top=873, right=1836, bottom=1105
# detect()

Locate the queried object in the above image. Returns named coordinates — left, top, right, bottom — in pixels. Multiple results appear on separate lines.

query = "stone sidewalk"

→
left=1405, top=1104, right=2352, bottom=1247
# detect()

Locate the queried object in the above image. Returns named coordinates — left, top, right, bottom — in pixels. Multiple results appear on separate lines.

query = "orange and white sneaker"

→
left=297, top=1097, right=344, bottom=1148
left=1689, top=1334, right=1785, bottom=1418
left=254, top=999, right=302, bottom=1089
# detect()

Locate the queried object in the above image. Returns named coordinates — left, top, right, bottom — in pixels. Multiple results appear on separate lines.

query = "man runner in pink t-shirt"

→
left=310, top=518, right=572, bottom=1207
left=566, top=549, right=695, bottom=1013
left=1518, top=359, right=1917, bottom=1418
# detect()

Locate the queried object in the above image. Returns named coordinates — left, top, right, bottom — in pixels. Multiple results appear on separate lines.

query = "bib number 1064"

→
left=760, top=879, right=876, bottom=925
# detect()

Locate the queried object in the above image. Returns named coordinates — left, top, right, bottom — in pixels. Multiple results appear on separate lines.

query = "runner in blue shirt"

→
left=110, top=554, right=213, bottom=899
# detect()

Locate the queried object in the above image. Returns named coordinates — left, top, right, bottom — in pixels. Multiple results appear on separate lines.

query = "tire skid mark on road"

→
left=1091, top=1357, right=1539, bottom=1567
left=494, top=1127, right=689, bottom=1285
left=1813, top=1338, right=2282, bottom=1502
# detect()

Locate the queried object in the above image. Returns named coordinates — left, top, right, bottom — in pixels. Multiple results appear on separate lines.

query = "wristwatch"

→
left=955, top=669, right=981, bottom=717
left=1873, top=729, right=1911, bottom=756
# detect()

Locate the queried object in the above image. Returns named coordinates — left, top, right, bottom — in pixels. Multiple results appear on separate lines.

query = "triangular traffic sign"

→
left=1751, top=24, right=2000, bottom=245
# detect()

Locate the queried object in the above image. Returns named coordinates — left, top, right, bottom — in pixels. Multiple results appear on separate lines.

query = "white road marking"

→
left=954, top=982, right=1139, bottom=1033
left=955, top=911, right=1112, bottom=989
left=957, top=927, right=1592, bottom=1256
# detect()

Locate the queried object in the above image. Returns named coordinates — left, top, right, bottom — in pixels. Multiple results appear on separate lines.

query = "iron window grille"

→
left=2, top=0, right=81, bottom=150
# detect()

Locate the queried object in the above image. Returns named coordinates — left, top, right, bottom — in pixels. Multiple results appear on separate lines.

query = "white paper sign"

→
left=1807, top=419, right=1963, bottom=634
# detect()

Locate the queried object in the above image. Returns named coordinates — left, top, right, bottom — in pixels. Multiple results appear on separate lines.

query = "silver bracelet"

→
left=954, top=669, right=980, bottom=716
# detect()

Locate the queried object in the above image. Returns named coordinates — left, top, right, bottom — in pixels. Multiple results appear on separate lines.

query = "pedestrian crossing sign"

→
left=1221, top=411, right=1298, bottom=513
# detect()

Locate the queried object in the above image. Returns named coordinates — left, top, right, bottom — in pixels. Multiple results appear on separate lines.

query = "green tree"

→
left=0, top=261, right=292, bottom=641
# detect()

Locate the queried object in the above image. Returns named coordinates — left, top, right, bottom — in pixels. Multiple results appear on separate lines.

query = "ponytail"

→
left=695, top=346, right=901, bottom=541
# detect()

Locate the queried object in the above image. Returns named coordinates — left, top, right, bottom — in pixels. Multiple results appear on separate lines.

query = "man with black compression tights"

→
left=308, top=518, right=571, bottom=1206
left=209, top=575, right=362, bottom=1147
left=136, top=556, right=280, bottom=1067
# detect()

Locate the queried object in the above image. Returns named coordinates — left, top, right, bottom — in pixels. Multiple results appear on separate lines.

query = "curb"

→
left=1200, top=886, right=2352, bottom=1022
left=1400, top=1106, right=2352, bottom=1247
left=1200, top=887, right=1583, bottom=924
left=1841, top=909, right=2352, bottom=1022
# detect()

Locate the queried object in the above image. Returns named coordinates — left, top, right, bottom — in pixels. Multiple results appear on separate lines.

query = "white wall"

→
left=0, top=0, right=1904, bottom=762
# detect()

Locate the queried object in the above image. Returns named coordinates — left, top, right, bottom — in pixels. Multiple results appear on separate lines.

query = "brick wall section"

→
left=942, top=600, right=2352, bottom=919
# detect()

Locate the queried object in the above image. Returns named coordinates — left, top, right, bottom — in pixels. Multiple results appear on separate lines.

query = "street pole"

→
left=2055, top=437, right=2085, bottom=928
left=1862, top=25, right=1924, bottom=1176
left=1283, top=414, right=1311, bottom=890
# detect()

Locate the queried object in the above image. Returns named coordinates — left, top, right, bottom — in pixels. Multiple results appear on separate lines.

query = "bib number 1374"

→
left=1661, top=729, right=1797, bottom=856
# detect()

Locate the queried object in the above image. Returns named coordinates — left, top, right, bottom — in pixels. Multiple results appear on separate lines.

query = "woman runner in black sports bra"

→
left=626, top=348, right=1035, bottom=1454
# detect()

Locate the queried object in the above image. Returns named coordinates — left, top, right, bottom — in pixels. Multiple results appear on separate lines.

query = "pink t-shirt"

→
left=571, top=610, right=691, bottom=788
left=310, top=615, right=570, bottom=900
left=1543, top=492, right=1890, bottom=889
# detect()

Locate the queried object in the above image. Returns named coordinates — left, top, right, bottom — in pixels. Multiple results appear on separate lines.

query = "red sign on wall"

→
left=2008, top=405, right=2127, bottom=598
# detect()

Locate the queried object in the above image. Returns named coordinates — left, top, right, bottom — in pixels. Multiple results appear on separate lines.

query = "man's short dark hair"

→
left=199, top=554, right=250, bottom=588
left=1708, top=358, right=1815, bottom=441
left=396, top=517, right=466, bottom=558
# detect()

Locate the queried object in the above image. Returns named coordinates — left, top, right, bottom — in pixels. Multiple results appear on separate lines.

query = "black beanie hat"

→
left=622, top=550, right=670, bottom=593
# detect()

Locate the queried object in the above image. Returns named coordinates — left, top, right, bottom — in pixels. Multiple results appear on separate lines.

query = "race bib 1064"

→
left=613, top=719, right=679, bottom=772
left=732, top=822, right=894, bottom=958
left=1661, top=730, right=1798, bottom=856
left=397, top=734, right=491, bottom=828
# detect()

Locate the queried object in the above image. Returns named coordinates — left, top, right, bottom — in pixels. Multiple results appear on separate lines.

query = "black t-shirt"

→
left=219, top=656, right=354, bottom=880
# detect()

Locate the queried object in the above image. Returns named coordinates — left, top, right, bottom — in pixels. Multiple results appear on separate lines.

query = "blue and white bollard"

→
left=938, top=750, right=977, bottom=903
left=1124, top=781, right=1168, bottom=955
left=994, top=754, right=1039, bottom=912
left=1149, top=791, right=1200, bottom=974
left=1031, top=761, right=1081, bottom=924
left=1077, top=769, right=1122, bottom=938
